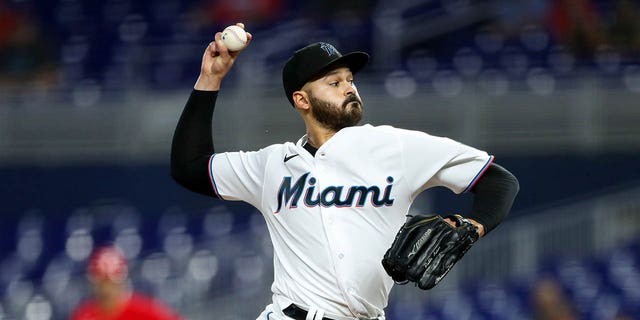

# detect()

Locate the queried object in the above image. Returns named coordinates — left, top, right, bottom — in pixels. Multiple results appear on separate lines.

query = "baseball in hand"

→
left=221, top=25, right=248, bottom=51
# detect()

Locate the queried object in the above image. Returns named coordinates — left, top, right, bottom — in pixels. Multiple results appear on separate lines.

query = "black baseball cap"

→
left=282, top=42, right=369, bottom=107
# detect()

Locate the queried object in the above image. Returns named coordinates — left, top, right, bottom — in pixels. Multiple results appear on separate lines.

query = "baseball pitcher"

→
left=171, top=23, right=519, bottom=320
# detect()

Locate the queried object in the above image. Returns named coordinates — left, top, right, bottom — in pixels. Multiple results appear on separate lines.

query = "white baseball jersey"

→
left=208, top=124, right=493, bottom=319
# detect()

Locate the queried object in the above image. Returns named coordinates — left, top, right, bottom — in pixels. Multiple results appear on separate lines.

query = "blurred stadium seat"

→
left=1, top=201, right=638, bottom=319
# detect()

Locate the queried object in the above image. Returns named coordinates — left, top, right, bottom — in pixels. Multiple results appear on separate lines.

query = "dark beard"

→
left=308, top=92, right=363, bottom=131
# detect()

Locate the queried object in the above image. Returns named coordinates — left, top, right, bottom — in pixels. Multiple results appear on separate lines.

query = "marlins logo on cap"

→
left=282, top=42, right=369, bottom=107
left=319, top=43, right=339, bottom=56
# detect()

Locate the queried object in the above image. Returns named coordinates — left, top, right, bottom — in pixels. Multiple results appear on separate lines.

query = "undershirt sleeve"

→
left=170, top=90, right=219, bottom=197
left=467, top=163, right=520, bottom=234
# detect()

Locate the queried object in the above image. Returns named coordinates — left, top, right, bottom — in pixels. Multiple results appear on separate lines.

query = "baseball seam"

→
left=226, top=28, right=246, bottom=46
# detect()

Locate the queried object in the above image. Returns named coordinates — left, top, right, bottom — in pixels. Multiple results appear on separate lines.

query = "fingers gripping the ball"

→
left=210, top=24, right=251, bottom=59
left=221, top=25, right=248, bottom=52
left=195, top=23, right=251, bottom=90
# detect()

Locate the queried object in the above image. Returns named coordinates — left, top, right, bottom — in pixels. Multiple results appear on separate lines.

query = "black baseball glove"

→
left=381, top=214, right=479, bottom=290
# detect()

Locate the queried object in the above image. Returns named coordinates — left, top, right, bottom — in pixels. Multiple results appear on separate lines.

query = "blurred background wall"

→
left=1, top=0, right=640, bottom=319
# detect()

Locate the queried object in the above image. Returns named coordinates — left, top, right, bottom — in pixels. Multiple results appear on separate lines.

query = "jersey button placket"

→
left=316, top=153, right=353, bottom=311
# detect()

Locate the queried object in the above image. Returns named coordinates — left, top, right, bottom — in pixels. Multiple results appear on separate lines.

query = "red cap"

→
left=87, top=246, right=128, bottom=282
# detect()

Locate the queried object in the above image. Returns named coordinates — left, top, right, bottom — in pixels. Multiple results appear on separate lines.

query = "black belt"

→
left=283, top=304, right=334, bottom=320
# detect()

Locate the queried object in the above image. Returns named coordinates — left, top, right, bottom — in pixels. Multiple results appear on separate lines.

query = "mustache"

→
left=342, top=95, right=362, bottom=108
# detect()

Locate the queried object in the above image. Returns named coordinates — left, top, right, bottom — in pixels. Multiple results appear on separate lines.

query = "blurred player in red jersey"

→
left=70, top=245, right=183, bottom=320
